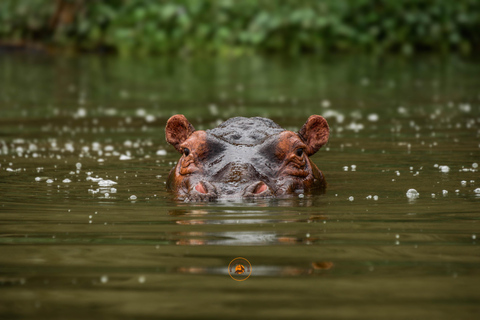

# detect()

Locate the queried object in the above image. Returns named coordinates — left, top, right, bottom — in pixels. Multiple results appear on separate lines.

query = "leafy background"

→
left=1, top=0, right=479, bottom=55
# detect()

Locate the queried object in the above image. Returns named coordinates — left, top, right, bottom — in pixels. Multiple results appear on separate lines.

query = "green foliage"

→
left=1, top=0, right=479, bottom=55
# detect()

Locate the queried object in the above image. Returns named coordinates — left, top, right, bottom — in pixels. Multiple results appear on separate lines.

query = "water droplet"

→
left=348, top=196, right=354, bottom=201
left=129, top=195, right=137, bottom=200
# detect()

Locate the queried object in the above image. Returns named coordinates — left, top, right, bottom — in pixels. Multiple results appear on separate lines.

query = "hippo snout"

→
left=192, top=180, right=273, bottom=200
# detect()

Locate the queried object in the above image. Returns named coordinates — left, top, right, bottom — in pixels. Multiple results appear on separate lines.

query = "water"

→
left=1, top=54, right=479, bottom=319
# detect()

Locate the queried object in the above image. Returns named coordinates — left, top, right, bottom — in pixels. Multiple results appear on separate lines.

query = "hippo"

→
left=165, top=115, right=329, bottom=201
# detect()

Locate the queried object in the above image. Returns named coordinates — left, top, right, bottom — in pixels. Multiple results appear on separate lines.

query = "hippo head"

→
left=165, top=115, right=329, bottom=201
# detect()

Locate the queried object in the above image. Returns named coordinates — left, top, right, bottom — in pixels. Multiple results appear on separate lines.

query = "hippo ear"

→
left=298, top=115, right=330, bottom=156
left=165, top=114, right=195, bottom=152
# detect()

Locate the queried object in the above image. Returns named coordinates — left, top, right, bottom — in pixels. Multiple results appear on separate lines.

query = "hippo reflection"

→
left=165, top=115, right=329, bottom=201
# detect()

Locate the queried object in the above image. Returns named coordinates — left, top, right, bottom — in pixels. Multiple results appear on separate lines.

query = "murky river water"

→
left=1, top=54, right=479, bottom=319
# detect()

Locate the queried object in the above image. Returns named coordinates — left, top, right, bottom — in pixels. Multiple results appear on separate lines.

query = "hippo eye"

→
left=295, top=148, right=304, bottom=157
left=183, top=148, right=190, bottom=157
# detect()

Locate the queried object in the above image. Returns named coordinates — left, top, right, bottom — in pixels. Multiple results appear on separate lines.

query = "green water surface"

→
left=0, top=53, right=479, bottom=319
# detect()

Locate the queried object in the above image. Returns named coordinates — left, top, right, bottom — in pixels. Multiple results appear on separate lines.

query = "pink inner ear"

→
left=165, top=114, right=195, bottom=153
left=195, top=183, right=207, bottom=194
left=298, top=115, right=330, bottom=156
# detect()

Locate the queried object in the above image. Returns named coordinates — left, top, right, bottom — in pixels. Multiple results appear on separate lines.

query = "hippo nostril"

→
left=195, top=182, right=207, bottom=194
left=253, top=182, right=268, bottom=194
left=243, top=181, right=272, bottom=198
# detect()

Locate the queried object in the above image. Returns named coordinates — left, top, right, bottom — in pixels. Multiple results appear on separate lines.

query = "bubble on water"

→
left=373, top=195, right=378, bottom=201
left=442, top=190, right=448, bottom=196
left=431, top=193, right=436, bottom=198
left=367, top=113, right=379, bottom=122
left=63, top=179, right=71, bottom=183
left=35, top=177, right=42, bottom=182
left=398, top=106, right=407, bottom=114
left=343, top=166, right=349, bottom=171
left=156, top=149, right=167, bottom=156
left=322, top=110, right=344, bottom=123
left=75, top=108, right=87, bottom=118
left=104, top=193, right=110, bottom=197
left=321, top=99, right=331, bottom=108
left=100, top=275, right=108, bottom=284
left=348, top=196, right=354, bottom=201
left=395, top=171, right=400, bottom=176
left=461, top=180, right=467, bottom=187
left=145, top=114, right=156, bottom=123
left=439, top=165, right=450, bottom=173
left=406, top=189, right=419, bottom=199
left=98, top=159, right=105, bottom=163
left=119, top=154, right=132, bottom=160
left=138, top=276, right=146, bottom=283
left=473, top=235, right=477, bottom=240
left=346, top=122, right=364, bottom=132
left=474, top=188, right=480, bottom=194
left=98, top=180, right=117, bottom=187
left=395, top=234, right=400, bottom=239
left=208, top=104, right=219, bottom=115
left=110, top=188, right=117, bottom=193
left=459, top=103, right=471, bottom=112
left=86, top=176, right=103, bottom=182
left=46, top=179, right=54, bottom=184
left=298, top=194, right=304, bottom=198
left=129, top=195, right=137, bottom=200
left=351, top=165, right=357, bottom=171
left=366, top=195, right=372, bottom=199
left=473, top=163, right=479, bottom=169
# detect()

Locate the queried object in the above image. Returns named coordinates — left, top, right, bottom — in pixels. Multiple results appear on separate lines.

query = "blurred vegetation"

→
left=1, top=0, right=479, bottom=55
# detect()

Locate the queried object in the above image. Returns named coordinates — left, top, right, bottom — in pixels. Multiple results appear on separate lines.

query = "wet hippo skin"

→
left=165, top=115, right=329, bottom=201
